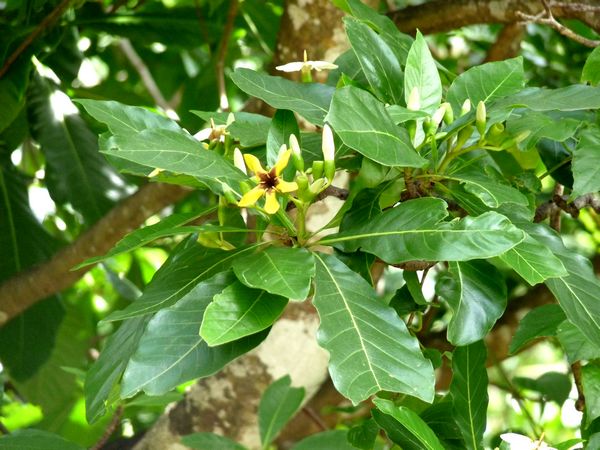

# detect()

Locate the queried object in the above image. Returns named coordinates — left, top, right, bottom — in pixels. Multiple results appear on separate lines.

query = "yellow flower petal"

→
left=244, top=154, right=266, bottom=175
left=276, top=180, right=298, bottom=193
left=263, top=191, right=280, bottom=214
left=238, top=186, right=264, bottom=207
left=274, top=149, right=292, bottom=176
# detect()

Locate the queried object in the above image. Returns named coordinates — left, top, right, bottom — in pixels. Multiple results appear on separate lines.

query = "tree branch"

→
left=0, top=183, right=190, bottom=326
left=215, top=0, right=239, bottom=111
left=485, top=23, right=526, bottom=62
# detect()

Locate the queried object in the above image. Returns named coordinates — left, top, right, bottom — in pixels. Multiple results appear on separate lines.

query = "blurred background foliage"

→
left=0, top=0, right=598, bottom=448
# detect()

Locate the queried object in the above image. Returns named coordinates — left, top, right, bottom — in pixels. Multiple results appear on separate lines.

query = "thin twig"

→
left=571, top=361, right=586, bottom=411
left=517, top=0, right=600, bottom=48
left=215, top=0, right=239, bottom=112
left=0, top=0, right=72, bottom=79
left=550, top=183, right=564, bottom=232
left=193, top=0, right=211, bottom=52
left=90, top=406, right=123, bottom=450
left=118, top=39, right=177, bottom=117
left=301, top=406, right=328, bottom=431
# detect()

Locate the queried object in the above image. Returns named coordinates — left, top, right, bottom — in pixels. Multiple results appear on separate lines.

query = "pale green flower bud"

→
left=442, top=102, right=454, bottom=124
left=312, top=161, right=324, bottom=179
left=460, top=99, right=471, bottom=116
left=233, top=147, right=246, bottom=175
left=431, top=104, right=447, bottom=128
left=476, top=101, right=487, bottom=135
left=289, top=134, right=304, bottom=172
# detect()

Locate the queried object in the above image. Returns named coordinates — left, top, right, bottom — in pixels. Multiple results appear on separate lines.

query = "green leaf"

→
left=232, top=247, right=315, bottom=300
left=347, top=418, right=379, bottom=450
left=104, top=240, right=263, bottom=322
left=0, top=59, right=31, bottom=134
left=266, top=109, right=300, bottom=167
left=181, top=433, right=247, bottom=450
left=582, top=46, right=600, bottom=86
left=509, top=304, right=566, bottom=354
left=497, top=85, right=600, bottom=111
left=583, top=363, right=600, bottom=427
left=436, top=260, right=506, bottom=346
left=404, top=31, right=442, bottom=114
left=291, top=430, right=356, bottom=450
left=505, top=111, right=581, bottom=149
left=386, top=105, right=429, bottom=124
left=0, top=429, right=84, bottom=450
left=102, top=128, right=245, bottom=195
left=572, top=126, right=600, bottom=198
left=121, top=271, right=268, bottom=397
left=200, top=280, right=287, bottom=346
left=513, top=372, right=571, bottom=405
left=230, top=68, right=334, bottom=125
left=258, top=375, right=305, bottom=446
left=373, top=398, right=444, bottom=450
left=449, top=341, right=488, bottom=450
left=326, top=86, right=426, bottom=168
left=556, top=320, right=600, bottom=364
left=446, top=57, right=524, bottom=113
left=323, top=198, right=525, bottom=264
left=313, top=253, right=435, bottom=404
left=524, top=223, right=600, bottom=348
left=76, top=208, right=217, bottom=268
left=85, top=316, right=150, bottom=423
left=499, top=234, right=568, bottom=286
left=191, top=110, right=271, bottom=148
left=345, top=17, right=404, bottom=104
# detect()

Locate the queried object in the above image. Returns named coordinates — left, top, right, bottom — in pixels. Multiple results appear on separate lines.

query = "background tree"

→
left=0, top=0, right=599, bottom=449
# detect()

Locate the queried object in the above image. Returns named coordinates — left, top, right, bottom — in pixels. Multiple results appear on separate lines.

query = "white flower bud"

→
left=289, top=134, right=301, bottom=158
left=461, top=99, right=471, bottom=116
left=233, top=147, right=246, bottom=175
left=322, top=124, right=335, bottom=162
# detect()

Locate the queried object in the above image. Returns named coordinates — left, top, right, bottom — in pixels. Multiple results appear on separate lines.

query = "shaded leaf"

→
left=181, top=433, right=246, bottom=450
left=509, top=304, right=566, bottom=354
left=583, top=363, right=600, bottom=427
left=347, top=418, right=379, bottom=450
left=513, top=372, right=571, bottom=405
left=497, top=85, right=600, bottom=111
left=0, top=429, right=84, bottom=450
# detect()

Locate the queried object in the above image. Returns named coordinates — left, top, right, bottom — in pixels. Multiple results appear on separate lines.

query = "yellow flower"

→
left=238, top=148, right=298, bottom=214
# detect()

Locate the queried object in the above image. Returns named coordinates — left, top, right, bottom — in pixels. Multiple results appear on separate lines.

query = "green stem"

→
left=430, top=134, right=438, bottom=171
left=276, top=208, right=297, bottom=237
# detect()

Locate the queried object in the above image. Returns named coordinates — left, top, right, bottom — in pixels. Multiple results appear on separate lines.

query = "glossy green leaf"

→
left=347, top=418, right=379, bottom=450
left=509, top=304, right=566, bottom=354
left=436, top=260, right=506, bottom=346
left=313, top=253, right=435, bottom=404
left=258, top=375, right=305, bottom=446
left=104, top=240, right=263, bottom=321
left=373, top=398, right=444, bottom=450
left=232, top=247, right=315, bottom=300
left=200, top=280, right=287, bottom=346
left=326, top=86, right=426, bottom=167
left=76, top=209, right=217, bottom=268
left=582, top=46, right=600, bottom=86
left=345, top=17, right=403, bottom=104
left=497, top=85, right=600, bottom=111
left=85, top=316, right=150, bottom=423
left=572, top=126, right=600, bottom=198
left=181, top=433, right=247, bottom=450
left=404, top=31, right=441, bottom=114
left=499, top=234, right=568, bottom=286
left=556, top=320, right=600, bottom=364
left=505, top=111, right=581, bottom=149
left=449, top=341, right=488, bottom=450
left=266, top=109, right=300, bottom=167
left=446, top=57, right=524, bottom=113
left=121, top=272, right=268, bottom=397
left=0, top=429, right=84, bottom=450
left=230, top=68, right=334, bottom=125
left=322, top=198, right=525, bottom=264
left=291, top=430, right=356, bottom=450
left=582, top=363, right=600, bottom=427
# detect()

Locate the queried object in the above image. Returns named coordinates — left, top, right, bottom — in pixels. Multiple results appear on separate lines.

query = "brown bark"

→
left=485, top=23, right=526, bottom=62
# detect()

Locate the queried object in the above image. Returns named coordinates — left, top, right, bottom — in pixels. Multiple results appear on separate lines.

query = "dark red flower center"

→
left=258, top=168, right=279, bottom=191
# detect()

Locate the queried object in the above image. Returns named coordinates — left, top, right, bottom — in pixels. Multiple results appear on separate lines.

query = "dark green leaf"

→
left=266, top=109, right=300, bottom=168
left=537, top=138, right=573, bottom=188
left=404, top=31, right=441, bottom=114
left=0, top=59, right=31, bottom=134
left=0, top=429, right=84, bottom=450
left=258, top=375, right=305, bottom=446
left=291, top=430, right=356, bottom=450
left=513, top=372, right=571, bottom=405
left=313, top=253, right=435, bottom=404
left=232, top=247, right=315, bottom=300
left=181, top=433, right=247, bottom=450
left=326, top=86, right=426, bottom=167
left=556, top=320, right=600, bottom=364
left=230, top=69, right=334, bottom=125
left=450, top=341, right=488, bottom=450
left=583, top=363, right=600, bottom=427
left=572, top=126, right=600, bottom=198
left=200, top=280, right=287, bottom=346
left=347, top=418, right=379, bottom=450
left=121, top=271, right=268, bottom=397
left=509, top=304, right=566, bottom=354
left=437, top=261, right=506, bottom=346
left=582, top=46, right=600, bottom=86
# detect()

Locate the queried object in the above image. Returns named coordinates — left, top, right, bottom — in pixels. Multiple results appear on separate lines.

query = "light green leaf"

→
left=230, top=68, right=334, bottom=125
left=436, top=260, right=506, bottom=346
left=200, top=280, right=287, bottom=346
left=572, top=126, right=600, bottom=198
left=85, top=316, right=149, bottom=423
left=404, top=31, right=442, bottom=114
left=291, top=430, right=356, bottom=450
left=497, top=85, right=600, bottom=111
left=104, top=239, right=263, bottom=321
left=509, top=304, right=566, bottom=354
left=259, top=375, right=305, bottom=446
left=0, top=429, right=84, bottom=450
left=313, top=253, right=435, bottom=404
left=326, top=86, right=426, bottom=168
left=505, top=111, right=581, bottom=149
left=447, top=57, right=524, bottom=113
left=373, top=398, right=444, bottom=450
left=345, top=17, right=403, bottom=104
left=499, top=234, right=568, bottom=286
left=556, top=320, right=600, bottom=364
left=582, top=363, right=600, bottom=427
left=582, top=46, right=600, bottom=86
left=266, top=109, right=300, bottom=168
left=450, top=342, right=488, bottom=450
left=322, top=198, right=525, bottom=264
left=232, top=247, right=315, bottom=300
left=386, top=105, right=429, bottom=124
left=121, top=271, right=268, bottom=397
left=76, top=208, right=217, bottom=268
left=181, top=433, right=247, bottom=450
